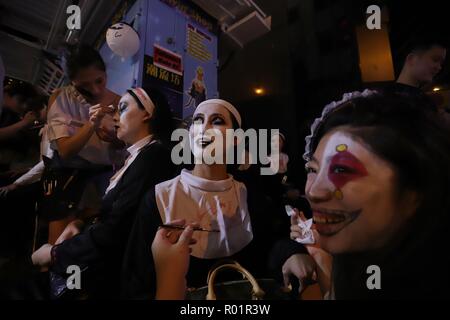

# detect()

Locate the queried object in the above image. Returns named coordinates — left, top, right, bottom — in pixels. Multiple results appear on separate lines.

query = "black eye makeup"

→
left=305, top=163, right=317, bottom=174
left=192, top=114, right=204, bottom=124
left=211, top=115, right=225, bottom=125
left=330, top=165, right=354, bottom=174
left=118, top=102, right=128, bottom=114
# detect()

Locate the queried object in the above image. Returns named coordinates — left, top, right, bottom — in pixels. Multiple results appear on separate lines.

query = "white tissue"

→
left=285, top=205, right=315, bottom=244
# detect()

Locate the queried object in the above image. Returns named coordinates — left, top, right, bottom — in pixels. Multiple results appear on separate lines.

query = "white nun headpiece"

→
left=195, top=99, right=242, bottom=127
left=127, top=87, right=155, bottom=117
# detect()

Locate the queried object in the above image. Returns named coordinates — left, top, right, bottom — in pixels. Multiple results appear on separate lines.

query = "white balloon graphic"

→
left=106, top=22, right=140, bottom=58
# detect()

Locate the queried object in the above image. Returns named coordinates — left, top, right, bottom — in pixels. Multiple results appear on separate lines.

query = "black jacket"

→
left=50, top=141, right=176, bottom=298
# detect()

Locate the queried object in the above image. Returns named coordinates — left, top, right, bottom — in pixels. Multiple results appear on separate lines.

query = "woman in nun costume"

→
left=22, top=87, right=175, bottom=299
left=122, top=99, right=308, bottom=299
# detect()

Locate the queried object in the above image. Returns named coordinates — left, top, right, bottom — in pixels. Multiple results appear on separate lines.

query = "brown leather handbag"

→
left=186, top=261, right=291, bottom=300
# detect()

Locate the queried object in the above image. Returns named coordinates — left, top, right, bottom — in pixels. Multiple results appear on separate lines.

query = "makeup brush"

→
left=160, top=224, right=220, bottom=233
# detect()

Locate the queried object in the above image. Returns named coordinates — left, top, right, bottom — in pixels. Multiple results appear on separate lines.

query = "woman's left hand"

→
left=151, top=221, right=197, bottom=300
left=0, top=183, right=19, bottom=197
left=31, top=244, right=53, bottom=270
left=292, top=209, right=333, bottom=297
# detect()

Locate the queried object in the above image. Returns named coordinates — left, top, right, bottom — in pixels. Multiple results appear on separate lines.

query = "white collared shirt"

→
left=104, top=135, right=154, bottom=195
left=47, top=86, right=115, bottom=165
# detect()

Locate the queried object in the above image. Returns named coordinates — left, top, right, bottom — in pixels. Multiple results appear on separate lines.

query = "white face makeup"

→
left=115, top=93, right=149, bottom=145
left=189, top=103, right=235, bottom=164
left=305, top=129, right=415, bottom=254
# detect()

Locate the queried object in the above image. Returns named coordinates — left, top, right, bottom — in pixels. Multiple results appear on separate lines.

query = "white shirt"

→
left=155, top=169, right=253, bottom=259
left=46, top=86, right=113, bottom=165
left=104, top=135, right=154, bottom=195
left=14, top=125, right=53, bottom=186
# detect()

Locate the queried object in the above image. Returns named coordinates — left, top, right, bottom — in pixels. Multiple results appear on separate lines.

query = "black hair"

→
left=311, top=93, right=450, bottom=299
left=409, top=35, right=447, bottom=53
left=4, top=82, right=38, bottom=104
left=64, top=44, right=106, bottom=80
left=23, top=94, right=48, bottom=113
left=130, top=86, right=176, bottom=146
left=400, top=34, right=448, bottom=64
left=228, top=110, right=240, bottom=130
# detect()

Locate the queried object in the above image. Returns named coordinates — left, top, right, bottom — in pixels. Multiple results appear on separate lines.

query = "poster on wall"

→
left=142, top=53, right=184, bottom=119
left=182, top=23, right=217, bottom=119
left=153, top=44, right=183, bottom=75
left=144, top=0, right=218, bottom=121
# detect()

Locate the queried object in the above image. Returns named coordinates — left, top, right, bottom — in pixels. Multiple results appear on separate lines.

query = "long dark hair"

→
left=310, top=93, right=450, bottom=299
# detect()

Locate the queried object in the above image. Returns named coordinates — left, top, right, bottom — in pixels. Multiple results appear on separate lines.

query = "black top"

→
left=0, top=108, right=38, bottom=169
left=50, top=141, right=176, bottom=298
left=383, top=82, right=437, bottom=112
left=121, top=176, right=307, bottom=299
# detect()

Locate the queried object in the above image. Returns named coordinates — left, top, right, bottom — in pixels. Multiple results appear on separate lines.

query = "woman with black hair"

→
left=43, top=44, right=123, bottom=244
left=0, top=82, right=40, bottom=142
left=288, top=91, right=450, bottom=299
left=149, top=92, right=450, bottom=300
left=30, top=86, right=176, bottom=299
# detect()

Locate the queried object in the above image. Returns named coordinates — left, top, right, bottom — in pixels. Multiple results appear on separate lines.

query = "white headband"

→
left=128, top=87, right=155, bottom=116
left=195, top=99, right=242, bottom=127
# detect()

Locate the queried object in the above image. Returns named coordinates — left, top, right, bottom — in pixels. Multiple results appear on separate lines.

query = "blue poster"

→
left=182, top=22, right=218, bottom=120
left=143, top=0, right=218, bottom=121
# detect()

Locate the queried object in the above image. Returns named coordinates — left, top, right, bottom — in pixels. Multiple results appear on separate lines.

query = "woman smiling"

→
left=290, top=92, right=450, bottom=299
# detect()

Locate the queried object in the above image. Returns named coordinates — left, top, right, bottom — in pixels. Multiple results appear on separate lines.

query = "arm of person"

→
left=152, top=226, right=195, bottom=300
left=49, top=145, right=174, bottom=275
left=47, top=89, right=105, bottom=160
left=14, top=160, right=45, bottom=187
left=304, top=243, right=332, bottom=298
left=55, top=104, right=113, bottom=159
left=290, top=210, right=332, bottom=297
left=0, top=111, right=37, bottom=141
left=1, top=160, right=46, bottom=196
left=54, top=122, right=96, bottom=160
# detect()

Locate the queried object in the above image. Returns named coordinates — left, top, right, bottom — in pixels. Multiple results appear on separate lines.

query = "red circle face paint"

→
left=328, top=144, right=368, bottom=199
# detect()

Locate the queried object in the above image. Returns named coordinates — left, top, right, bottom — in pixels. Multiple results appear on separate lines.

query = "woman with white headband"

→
left=29, top=86, right=176, bottom=299
left=122, top=98, right=309, bottom=299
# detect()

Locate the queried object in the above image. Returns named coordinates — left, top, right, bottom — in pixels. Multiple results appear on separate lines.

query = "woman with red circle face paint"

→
left=150, top=93, right=450, bottom=300
left=287, top=92, right=450, bottom=299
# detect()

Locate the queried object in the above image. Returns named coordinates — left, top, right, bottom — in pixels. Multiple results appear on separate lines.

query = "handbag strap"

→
left=206, top=262, right=265, bottom=300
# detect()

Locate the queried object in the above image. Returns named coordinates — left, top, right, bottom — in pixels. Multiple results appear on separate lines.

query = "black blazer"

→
left=50, top=141, right=176, bottom=298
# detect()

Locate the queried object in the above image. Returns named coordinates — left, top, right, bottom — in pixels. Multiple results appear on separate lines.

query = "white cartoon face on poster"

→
left=106, top=22, right=140, bottom=59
